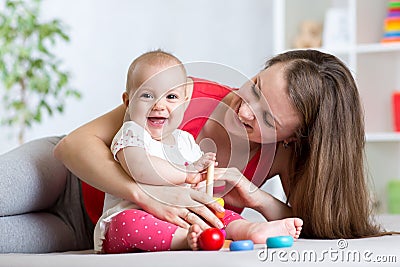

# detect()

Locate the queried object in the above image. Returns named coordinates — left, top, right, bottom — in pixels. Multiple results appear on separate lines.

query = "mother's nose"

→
left=238, top=102, right=255, bottom=121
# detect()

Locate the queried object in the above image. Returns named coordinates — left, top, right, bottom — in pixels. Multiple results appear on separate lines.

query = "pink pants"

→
left=103, top=209, right=242, bottom=253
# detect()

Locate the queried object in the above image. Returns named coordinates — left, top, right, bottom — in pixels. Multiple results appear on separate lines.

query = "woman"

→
left=0, top=50, right=381, bottom=253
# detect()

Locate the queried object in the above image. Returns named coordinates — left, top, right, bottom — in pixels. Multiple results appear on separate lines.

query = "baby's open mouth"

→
left=147, top=117, right=167, bottom=125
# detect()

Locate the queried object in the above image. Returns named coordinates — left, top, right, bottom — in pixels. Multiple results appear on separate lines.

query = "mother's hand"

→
left=214, top=168, right=263, bottom=210
left=136, top=184, right=225, bottom=230
left=214, top=168, right=292, bottom=221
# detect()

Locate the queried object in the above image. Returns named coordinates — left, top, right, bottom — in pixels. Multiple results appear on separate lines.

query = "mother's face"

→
left=224, top=63, right=301, bottom=144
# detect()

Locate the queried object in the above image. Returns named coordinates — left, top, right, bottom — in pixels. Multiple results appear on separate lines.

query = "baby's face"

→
left=128, top=63, right=188, bottom=141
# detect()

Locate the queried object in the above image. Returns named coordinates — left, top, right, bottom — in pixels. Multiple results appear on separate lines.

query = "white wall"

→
left=0, top=0, right=274, bottom=154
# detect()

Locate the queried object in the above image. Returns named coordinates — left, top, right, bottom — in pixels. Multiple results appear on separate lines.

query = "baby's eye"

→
left=140, top=93, right=153, bottom=99
left=166, top=94, right=178, bottom=100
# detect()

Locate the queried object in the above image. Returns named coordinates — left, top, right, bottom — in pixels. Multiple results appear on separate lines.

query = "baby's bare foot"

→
left=288, top=218, right=303, bottom=239
left=187, top=224, right=202, bottom=250
left=248, top=218, right=303, bottom=244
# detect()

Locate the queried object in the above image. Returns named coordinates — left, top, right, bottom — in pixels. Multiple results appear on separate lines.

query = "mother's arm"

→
left=53, top=105, right=223, bottom=229
left=54, top=105, right=131, bottom=198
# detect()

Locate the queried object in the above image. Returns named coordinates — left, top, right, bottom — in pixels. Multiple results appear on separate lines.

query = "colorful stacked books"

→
left=382, top=0, right=400, bottom=43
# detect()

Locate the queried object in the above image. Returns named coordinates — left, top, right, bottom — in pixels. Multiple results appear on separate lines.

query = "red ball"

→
left=198, top=228, right=224, bottom=251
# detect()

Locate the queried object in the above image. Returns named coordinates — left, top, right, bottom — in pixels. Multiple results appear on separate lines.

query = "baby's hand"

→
left=185, top=152, right=217, bottom=184
left=193, top=152, right=216, bottom=172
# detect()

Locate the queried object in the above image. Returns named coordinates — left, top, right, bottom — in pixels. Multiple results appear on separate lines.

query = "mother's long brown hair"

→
left=266, top=50, right=381, bottom=238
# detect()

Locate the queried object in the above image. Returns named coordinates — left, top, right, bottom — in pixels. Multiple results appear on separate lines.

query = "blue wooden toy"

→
left=229, top=240, right=254, bottom=251
left=266, top=235, right=294, bottom=248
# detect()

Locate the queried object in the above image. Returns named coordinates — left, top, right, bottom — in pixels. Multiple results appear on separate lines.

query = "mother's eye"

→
left=263, top=111, right=274, bottom=127
left=251, top=83, right=261, bottom=99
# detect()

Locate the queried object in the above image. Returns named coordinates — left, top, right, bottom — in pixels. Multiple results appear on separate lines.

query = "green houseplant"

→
left=0, top=0, right=81, bottom=144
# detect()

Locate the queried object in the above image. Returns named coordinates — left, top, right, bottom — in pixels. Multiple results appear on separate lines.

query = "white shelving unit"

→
left=273, top=0, right=400, bottom=212
left=366, top=132, right=400, bottom=142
